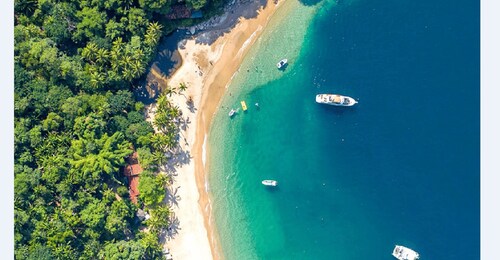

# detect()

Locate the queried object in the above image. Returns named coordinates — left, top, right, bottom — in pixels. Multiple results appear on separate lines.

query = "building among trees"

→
left=123, top=152, right=143, bottom=204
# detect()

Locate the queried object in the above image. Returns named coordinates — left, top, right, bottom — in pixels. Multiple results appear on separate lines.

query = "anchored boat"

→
left=392, top=245, right=419, bottom=260
left=315, top=94, right=357, bottom=106
left=276, top=59, right=288, bottom=69
left=241, top=101, right=248, bottom=111
left=228, top=109, right=236, bottom=117
left=262, top=180, right=278, bottom=186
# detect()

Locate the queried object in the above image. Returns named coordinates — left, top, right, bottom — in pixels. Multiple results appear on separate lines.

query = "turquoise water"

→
left=208, top=0, right=479, bottom=259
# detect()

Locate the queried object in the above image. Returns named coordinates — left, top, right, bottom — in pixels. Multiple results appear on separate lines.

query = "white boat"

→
left=276, top=59, right=288, bottom=69
left=392, top=245, right=419, bottom=260
left=315, top=94, right=357, bottom=106
left=228, top=109, right=236, bottom=117
left=262, top=180, right=278, bottom=186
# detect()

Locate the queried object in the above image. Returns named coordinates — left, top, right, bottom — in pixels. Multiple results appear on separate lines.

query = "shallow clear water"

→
left=208, top=0, right=479, bottom=259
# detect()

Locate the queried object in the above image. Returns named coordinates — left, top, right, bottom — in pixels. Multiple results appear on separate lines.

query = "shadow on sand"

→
left=194, top=0, right=269, bottom=45
left=134, top=0, right=273, bottom=103
left=159, top=213, right=181, bottom=243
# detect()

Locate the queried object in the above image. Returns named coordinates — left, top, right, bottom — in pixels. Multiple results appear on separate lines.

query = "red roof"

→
left=124, top=164, right=142, bottom=177
left=123, top=152, right=143, bottom=204
left=128, top=175, right=140, bottom=204
left=166, top=5, right=192, bottom=19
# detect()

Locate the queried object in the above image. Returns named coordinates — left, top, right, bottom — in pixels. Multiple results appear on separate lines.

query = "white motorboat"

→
left=276, top=59, right=288, bottom=69
left=315, top=94, right=357, bottom=106
left=228, top=109, right=236, bottom=117
left=262, top=180, right=278, bottom=186
left=392, top=245, right=419, bottom=260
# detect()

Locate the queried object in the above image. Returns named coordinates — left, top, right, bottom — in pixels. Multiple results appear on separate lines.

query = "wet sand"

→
left=147, top=1, right=288, bottom=258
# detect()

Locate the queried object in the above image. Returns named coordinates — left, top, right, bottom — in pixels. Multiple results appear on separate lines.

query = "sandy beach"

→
left=144, top=0, right=288, bottom=259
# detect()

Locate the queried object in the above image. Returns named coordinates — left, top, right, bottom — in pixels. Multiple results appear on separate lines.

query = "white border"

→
left=481, top=0, right=500, bottom=257
left=1, top=0, right=14, bottom=258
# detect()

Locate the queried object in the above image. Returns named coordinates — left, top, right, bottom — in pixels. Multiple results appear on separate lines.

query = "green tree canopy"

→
left=80, top=199, right=107, bottom=229
left=146, top=205, right=170, bottom=233
left=73, top=7, right=106, bottom=43
left=138, top=171, right=165, bottom=207
left=100, top=240, right=147, bottom=260
left=139, top=0, right=172, bottom=15
left=14, top=0, right=217, bottom=256
left=69, top=132, right=131, bottom=183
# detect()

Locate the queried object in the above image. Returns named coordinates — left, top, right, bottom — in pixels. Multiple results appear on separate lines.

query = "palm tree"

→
left=164, top=86, right=177, bottom=97
left=152, top=150, right=166, bottom=165
left=133, top=48, right=145, bottom=62
left=165, top=132, right=177, bottom=150
left=130, top=60, right=145, bottom=78
left=151, top=134, right=169, bottom=151
left=168, top=106, right=181, bottom=119
left=89, top=70, right=105, bottom=89
left=144, top=31, right=159, bottom=47
left=122, top=67, right=134, bottom=81
left=148, top=22, right=163, bottom=36
left=110, top=55, right=120, bottom=73
left=120, top=55, right=132, bottom=68
left=156, top=94, right=170, bottom=113
left=178, top=82, right=188, bottom=95
left=95, top=48, right=109, bottom=65
left=106, top=70, right=119, bottom=82
left=145, top=22, right=163, bottom=47
left=139, top=232, right=162, bottom=258
left=153, top=111, right=169, bottom=131
left=110, top=38, right=123, bottom=63
left=112, top=37, right=124, bottom=50
left=157, top=174, right=171, bottom=187
left=70, top=133, right=132, bottom=183
left=81, top=42, right=98, bottom=62
left=147, top=206, right=170, bottom=233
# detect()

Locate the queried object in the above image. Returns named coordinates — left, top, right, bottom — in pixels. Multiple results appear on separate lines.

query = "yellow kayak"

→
left=241, top=101, right=248, bottom=111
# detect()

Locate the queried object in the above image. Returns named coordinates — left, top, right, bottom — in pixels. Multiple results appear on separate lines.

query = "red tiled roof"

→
left=166, top=5, right=192, bottom=19
left=123, top=152, right=143, bottom=204
left=128, top=175, right=140, bottom=204
left=123, top=164, right=143, bottom=177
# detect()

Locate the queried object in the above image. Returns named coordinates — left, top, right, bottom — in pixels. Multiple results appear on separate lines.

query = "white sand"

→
left=147, top=1, right=288, bottom=259
left=160, top=39, right=220, bottom=260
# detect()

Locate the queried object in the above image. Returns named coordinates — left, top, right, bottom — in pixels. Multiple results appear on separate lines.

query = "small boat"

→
left=276, top=59, right=288, bottom=69
left=262, top=180, right=278, bottom=186
left=228, top=109, right=236, bottom=117
left=392, top=245, right=419, bottom=260
left=315, top=94, right=357, bottom=106
left=241, top=101, right=248, bottom=111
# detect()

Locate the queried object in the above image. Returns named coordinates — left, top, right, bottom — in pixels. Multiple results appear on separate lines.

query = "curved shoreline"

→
left=194, top=1, right=288, bottom=258
left=152, top=1, right=290, bottom=259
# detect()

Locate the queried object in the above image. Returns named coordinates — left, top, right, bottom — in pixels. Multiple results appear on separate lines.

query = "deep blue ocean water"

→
left=208, top=0, right=479, bottom=259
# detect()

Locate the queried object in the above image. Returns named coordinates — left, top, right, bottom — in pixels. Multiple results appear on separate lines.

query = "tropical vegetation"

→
left=14, top=0, right=220, bottom=258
